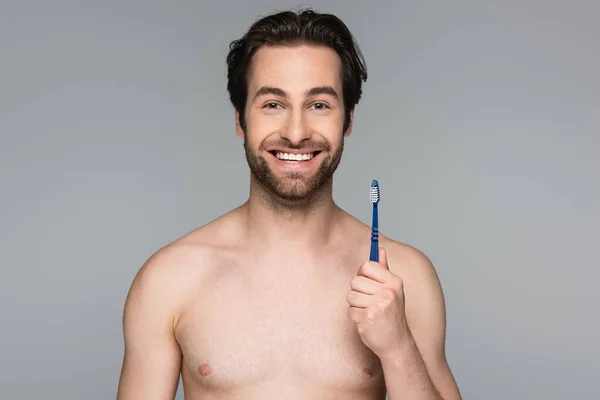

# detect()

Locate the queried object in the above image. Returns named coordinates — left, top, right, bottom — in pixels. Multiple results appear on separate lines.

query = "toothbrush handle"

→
left=370, top=203, right=379, bottom=262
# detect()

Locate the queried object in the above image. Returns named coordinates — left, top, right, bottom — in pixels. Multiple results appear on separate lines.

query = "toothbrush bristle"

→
left=370, top=180, right=380, bottom=203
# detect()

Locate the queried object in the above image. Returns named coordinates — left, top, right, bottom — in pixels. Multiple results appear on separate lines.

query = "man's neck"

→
left=240, top=180, right=343, bottom=255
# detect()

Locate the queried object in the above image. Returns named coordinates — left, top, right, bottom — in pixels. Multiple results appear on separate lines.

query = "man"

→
left=117, top=8, right=462, bottom=400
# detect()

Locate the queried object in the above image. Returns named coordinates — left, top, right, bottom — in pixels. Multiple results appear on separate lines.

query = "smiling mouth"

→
left=270, top=151, right=321, bottom=161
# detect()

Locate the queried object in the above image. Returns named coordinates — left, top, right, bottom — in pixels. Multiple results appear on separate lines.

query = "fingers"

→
left=346, top=290, right=371, bottom=308
left=350, top=275, right=379, bottom=295
left=379, top=247, right=389, bottom=270
left=357, top=260, right=390, bottom=284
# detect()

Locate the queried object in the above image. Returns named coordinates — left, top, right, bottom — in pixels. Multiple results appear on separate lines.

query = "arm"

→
left=384, top=246, right=462, bottom=400
left=117, top=250, right=183, bottom=400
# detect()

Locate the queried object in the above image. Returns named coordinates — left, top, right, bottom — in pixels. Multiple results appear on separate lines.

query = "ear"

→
left=343, top=110, right=354, bottom=137
left=235, top=109, right=244, bottom=139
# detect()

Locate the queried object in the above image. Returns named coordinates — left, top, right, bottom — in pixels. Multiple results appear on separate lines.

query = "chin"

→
left=265, top=176, right=326, bottom=202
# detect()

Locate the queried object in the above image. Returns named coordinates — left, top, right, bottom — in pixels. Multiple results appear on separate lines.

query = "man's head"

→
left=226, top=9, right=367, bottom=202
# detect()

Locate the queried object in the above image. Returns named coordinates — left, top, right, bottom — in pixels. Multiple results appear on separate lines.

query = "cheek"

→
left=307, top=114, right=345, bottom=137
left=247, top=112, right=286, bottom=134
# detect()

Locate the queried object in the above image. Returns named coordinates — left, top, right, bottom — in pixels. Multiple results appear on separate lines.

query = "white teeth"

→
left=275, top=152, right=314, bottom=161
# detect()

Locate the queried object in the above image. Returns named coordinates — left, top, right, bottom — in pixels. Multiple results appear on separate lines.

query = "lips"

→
left=274, top=151, right=315, bottom=161
left=267, top=149, right=323, bottom=162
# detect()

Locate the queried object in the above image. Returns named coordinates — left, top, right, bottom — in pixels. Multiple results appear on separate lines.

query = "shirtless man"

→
left=116, top=9, right=462, bottom=400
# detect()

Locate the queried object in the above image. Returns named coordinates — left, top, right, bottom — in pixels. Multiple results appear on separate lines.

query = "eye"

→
left=264, top=102, right=282, bottom=109
left=310, top=102, right=329, bottom=110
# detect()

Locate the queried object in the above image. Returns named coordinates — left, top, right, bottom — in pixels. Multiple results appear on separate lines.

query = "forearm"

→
left=380, top=331, right=442, bottom=400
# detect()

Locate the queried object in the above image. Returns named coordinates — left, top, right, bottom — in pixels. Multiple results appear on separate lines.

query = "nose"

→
left=280, top=109, right=312, bottom=145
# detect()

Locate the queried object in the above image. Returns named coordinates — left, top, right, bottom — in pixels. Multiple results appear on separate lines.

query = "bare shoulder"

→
left=379, top=236, right=442, bottom=292
left=122, top=239, right=214, bottom=332
left=137, top=207, right=243, bottom=277
left=124, top=210, right=242, bottom=326
left=379, top=235, right=444, bottom=311
left=339, top=211, right=441, bottom=287
left=129, top=236, right=215, bottom=292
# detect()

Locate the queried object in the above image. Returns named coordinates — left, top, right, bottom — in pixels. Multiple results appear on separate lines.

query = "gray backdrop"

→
left=1, top=0, right=598, bottom=399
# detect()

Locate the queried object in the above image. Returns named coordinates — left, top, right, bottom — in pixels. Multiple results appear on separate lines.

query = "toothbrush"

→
left=369, top=180, right=380, bottom=262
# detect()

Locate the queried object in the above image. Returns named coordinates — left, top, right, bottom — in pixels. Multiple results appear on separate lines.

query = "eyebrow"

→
left=252, top=85, right=339, bottom=102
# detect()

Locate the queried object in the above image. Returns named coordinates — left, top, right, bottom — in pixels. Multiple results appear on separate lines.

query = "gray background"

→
left=1, top=0, right=598, bottom=399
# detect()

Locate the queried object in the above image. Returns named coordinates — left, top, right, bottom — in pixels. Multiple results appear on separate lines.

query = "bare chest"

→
left=175, top=264, right=384, bottom=393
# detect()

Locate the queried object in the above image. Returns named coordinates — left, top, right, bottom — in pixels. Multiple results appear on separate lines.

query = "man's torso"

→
left=168, top=211, right=389, bottom=399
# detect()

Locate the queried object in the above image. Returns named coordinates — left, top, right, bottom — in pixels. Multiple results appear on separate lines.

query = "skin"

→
left=116, top=44, right=462, bottom=400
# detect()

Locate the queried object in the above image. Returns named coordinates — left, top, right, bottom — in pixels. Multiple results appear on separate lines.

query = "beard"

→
left=243, top=136, right=344, bottom=202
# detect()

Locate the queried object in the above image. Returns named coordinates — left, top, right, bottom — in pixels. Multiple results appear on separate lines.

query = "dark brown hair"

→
left=226, top=8, right=367, bottom=133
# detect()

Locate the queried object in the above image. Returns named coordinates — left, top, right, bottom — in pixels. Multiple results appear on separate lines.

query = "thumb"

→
left=379, top=247, right=388, bottom=270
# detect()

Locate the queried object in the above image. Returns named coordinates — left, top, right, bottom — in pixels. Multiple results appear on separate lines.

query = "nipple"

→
left=198, top=363, right=212, bottom=377
left=361, top=368, right=374, bottom=379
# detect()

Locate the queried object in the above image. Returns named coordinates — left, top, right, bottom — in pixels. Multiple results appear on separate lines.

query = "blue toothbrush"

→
left=369, top=180, right=380, bottom=262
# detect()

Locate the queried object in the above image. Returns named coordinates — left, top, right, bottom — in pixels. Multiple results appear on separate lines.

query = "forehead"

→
left=248, top=45, right=343, bottom=94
